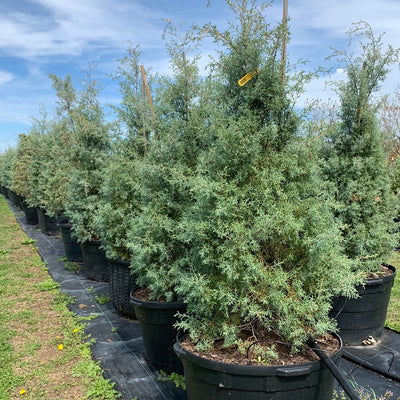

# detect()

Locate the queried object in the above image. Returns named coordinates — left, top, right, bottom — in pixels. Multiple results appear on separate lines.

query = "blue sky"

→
left=1, top=0, right=400, bottom=152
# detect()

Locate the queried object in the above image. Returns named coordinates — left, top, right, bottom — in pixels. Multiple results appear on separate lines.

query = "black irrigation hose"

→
left=307, top=338, right=360, bottom=400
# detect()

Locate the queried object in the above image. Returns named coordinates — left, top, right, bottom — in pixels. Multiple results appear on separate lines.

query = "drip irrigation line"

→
left=307, top=338, right=360, bottom=400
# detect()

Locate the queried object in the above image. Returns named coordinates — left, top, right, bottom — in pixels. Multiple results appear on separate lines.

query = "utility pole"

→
left=281, top=0, right=288, bottom=84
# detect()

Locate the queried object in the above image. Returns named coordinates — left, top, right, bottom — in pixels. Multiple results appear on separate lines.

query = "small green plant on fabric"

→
left=63, top=260, right=81, bottom=273
left=158, top=371, right=186, bottom=390
left=94, top=293, right=110, bottom=305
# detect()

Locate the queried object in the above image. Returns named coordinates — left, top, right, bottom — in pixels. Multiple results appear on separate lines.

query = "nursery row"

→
left=0, top=1, right=399, bottom=398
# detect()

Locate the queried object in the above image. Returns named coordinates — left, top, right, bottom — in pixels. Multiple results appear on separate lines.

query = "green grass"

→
left=0, top=197, right=120, bottom=400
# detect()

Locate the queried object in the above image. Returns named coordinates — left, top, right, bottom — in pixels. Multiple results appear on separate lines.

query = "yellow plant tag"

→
left=238, top=68, right=259, bottom=87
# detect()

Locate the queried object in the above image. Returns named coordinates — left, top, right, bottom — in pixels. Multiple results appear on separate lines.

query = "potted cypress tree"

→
left=126, top=22, right=213, bottom=374
left=11, top=133, right=39, bottom=224
left=94, top=142, right=141, bottom=317
left=170, top=1, right=358, bottom=398
left=94, top=45, right=148, bottom=318
left=20, top=109, right=64, bottom=234
left=44, top=74, right=85, bottom=261
left=61, top=67, right=111, bottom=281
left=33, top=132, right=63, bottom=235
left=0, top=153, right=7, bottom=198
left=5, top=141, right=25, bottom=210
left=380, top=90, right=400, bottom=205
left=9, top=118, right=61, bottom=234
left=325, top=22, right=399, bottom=345
left=0, top=147, right=17, bottom=203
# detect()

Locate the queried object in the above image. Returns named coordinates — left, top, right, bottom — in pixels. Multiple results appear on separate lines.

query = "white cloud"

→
left=289, top=0, right=400, bottom=37
left=285, top=0, right=400, bottom=68
left=0, top=71, right=15, bottom=84
left=281, top=0, right=400, bottom=106
left=336, top=68, right=346, bottom=76
left=0, top=0, right=166, bottom=59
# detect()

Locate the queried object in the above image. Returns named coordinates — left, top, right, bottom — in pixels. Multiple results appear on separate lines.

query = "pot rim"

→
left=173, top=332, right=343, bottom=376
left=365, top=264, right=396, bottom=286
left=57, top=221, right=73, bottom=228
left=81, top=239, right=102, bottom=246
left=108, top=258, right=130, bottom=267
left=130, top=291, right=187, bottom=310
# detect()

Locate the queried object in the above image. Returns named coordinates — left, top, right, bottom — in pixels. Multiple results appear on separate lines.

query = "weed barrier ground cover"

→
left=6, top=199, right=186, bottom=400
left=5, top=197, right=400, bottom=399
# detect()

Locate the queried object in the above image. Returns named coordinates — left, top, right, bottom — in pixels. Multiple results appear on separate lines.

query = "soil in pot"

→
left=174, top=331, right=342, bottom=400
left=80, top=240, right=109, bottom=282
left=131, top=287, right=187, bottom=374
left=331, top=264, right=396, bottom=346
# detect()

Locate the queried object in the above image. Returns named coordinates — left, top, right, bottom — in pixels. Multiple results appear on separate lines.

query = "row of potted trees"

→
left=0, top=2, right=399, bottom=398
left=324, top=23, right=399, bottom=348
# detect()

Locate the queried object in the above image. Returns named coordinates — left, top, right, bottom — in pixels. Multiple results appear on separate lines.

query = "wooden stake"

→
left=140, top=65, right=158, bottom=142
left=140, top=65, right=147, bottom=156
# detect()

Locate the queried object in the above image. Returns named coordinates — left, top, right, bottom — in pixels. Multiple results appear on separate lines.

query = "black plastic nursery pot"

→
left=108, top=258, right=138, bottom=319
left=22, top=202, right=39, bottom=225
left=131, top=294, right=187, bottom=374
left=174, top=334, right=343, bottom=400
left=17, top=194, right=25, bottom=209
left=8, top=189, right=23, bottom=209
left=36, top=208, right=60, bottom=235
left=7, top=188, right=17, bottom=205
left=57, top=221, right=83, bottom=262
left=12, top=192, right=24, bottom=209
left=331, top=265, right=396, bottom=346
left=2, top=186, right=10, bottom=199
left=80, top=240, right=109, bottom=282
